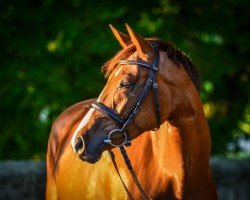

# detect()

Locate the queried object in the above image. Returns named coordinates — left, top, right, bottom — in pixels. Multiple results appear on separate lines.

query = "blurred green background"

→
left=0, top=0, right=249, bottom=159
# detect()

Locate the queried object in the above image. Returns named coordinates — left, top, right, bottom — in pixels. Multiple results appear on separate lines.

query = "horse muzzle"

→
left=71, top=135, right=104, bottom=164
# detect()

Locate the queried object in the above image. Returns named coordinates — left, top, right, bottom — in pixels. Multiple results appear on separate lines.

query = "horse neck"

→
left=151, top=88, right=211, bottom=180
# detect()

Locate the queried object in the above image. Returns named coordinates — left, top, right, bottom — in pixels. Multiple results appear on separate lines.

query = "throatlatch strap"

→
left=152, top=75, right=160, bottom=130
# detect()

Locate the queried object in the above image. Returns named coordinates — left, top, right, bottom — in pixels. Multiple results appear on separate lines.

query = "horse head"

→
left=70, top=24, right=199, bottom=164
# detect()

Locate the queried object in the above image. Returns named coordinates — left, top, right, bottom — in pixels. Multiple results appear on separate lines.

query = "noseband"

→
left=91, top=42, right=160, bottom=147
left=90, top=42, right=160, bottom=200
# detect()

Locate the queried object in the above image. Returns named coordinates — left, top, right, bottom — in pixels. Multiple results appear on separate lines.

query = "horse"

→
left=46, top=24, right=217, bottom=200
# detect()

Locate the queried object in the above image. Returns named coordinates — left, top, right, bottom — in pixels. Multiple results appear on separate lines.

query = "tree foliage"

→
left=0, top=0, right=249, bottom=159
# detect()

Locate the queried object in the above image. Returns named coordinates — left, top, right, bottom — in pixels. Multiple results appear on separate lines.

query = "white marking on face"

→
left=97, top=65, right=125, bottom=102
left=70, top=108, right=95, bottom=152
left=114, top=66, right=123, bottom=78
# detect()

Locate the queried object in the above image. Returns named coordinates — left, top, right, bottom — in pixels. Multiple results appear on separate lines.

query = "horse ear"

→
left=109, top=24, right=130, bottom=48
left=125, top=23, right=153, bottom=57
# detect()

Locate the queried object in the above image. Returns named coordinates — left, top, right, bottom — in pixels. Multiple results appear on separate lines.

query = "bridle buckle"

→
left=153, top=83, right=158, bottom=89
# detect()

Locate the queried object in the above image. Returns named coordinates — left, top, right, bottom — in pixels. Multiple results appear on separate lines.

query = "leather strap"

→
left=119, top=146, right=150, bottom=200
left=152, top=75, right=160, bottom=130
left=91, top=102, right=124, bottom=127
left=108, top=150, right=134, bottom=200
left=109, top=147, right=150, bottom=200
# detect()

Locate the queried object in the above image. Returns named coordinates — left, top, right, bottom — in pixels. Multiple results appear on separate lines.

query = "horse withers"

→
left=46, top=24, right=217, bottom=200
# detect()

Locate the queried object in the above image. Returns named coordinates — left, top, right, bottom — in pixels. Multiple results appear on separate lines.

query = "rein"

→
left=90, top=43, right=160, bottom=200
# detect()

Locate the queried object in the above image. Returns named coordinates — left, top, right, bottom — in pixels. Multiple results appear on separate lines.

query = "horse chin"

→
left=77, top=144, right=104, bottom=164
left=79, top=153, right=102, bottom=164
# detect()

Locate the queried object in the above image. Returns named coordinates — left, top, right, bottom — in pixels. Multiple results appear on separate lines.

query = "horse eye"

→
left=119, top=81, right=133, bottom=89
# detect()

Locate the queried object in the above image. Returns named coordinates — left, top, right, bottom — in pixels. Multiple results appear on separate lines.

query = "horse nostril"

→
left=75, top=136, right=85, bottom=154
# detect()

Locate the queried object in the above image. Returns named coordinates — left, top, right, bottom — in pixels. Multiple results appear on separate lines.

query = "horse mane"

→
left=102, top=38, right=200, bottom=91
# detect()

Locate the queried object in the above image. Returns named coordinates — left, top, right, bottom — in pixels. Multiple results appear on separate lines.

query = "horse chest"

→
left=56, top=147, right=128, bottom=200
left=55, top=146, right=173, bottom=200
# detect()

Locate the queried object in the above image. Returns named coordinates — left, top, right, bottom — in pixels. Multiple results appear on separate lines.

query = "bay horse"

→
left=46, top=24, right=217, bottom=200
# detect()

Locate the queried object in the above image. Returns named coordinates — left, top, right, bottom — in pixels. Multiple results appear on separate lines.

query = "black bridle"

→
left=90, top=42, right=160, bottom=200
left=91, top=42, right=160, bottom=146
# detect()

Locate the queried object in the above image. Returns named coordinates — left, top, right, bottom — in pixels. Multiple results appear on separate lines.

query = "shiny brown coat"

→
left=46, top=25, right=217, bottom=200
